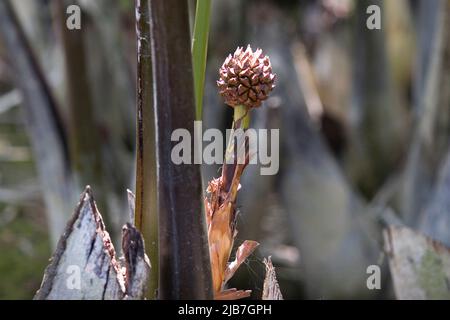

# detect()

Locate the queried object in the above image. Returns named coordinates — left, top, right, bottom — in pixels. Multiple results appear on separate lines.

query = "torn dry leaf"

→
left=34, top=187, right=150, bottom=300
left=262, top=256, right=283, bottom=300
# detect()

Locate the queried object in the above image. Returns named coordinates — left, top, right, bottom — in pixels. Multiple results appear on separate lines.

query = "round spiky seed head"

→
left=217, top=45, right=276, bottom=108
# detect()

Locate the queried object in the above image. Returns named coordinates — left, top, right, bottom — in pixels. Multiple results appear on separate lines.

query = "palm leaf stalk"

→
left=134, top=0, right=158, bottom=298
left=149, top=0, right=213, bottom=299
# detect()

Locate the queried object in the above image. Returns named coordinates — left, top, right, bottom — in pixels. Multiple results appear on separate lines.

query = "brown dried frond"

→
left=205, top=173, right=259, bottom=299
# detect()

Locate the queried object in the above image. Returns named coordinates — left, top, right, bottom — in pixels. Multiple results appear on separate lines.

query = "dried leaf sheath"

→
left=205, top=112, right=254, bottom=298
left=206, top=179, right=258, bottom=299
left=206, top=46, right=275, bottom=299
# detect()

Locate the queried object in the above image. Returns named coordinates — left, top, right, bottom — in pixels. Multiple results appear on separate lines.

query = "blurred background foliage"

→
left=0, top=0, right=449, bottom=299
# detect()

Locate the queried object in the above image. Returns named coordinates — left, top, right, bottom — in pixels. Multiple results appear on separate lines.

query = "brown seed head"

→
left=217, top=45, right=276, bottom=108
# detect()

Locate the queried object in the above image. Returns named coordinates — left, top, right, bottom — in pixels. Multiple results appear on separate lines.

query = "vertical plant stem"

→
left=222, top=105, right=251, bottom=192
left=56, top=0, right=104, bottom=203
left=192, top=0, right=212, bottom=120
left=135, top=0, right=158, bottom=298
left=149, top=0, right=213, bottom=299
left=233, top=104, right=251, bottom=129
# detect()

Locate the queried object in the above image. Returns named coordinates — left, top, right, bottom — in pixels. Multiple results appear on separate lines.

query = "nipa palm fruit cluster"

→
left=217, top=45, right=276, bottom=109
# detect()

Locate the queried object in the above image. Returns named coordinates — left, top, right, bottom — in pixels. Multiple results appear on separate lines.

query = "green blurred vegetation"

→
left=0, top=107, right=50, bottom=299
left=0, top=206, right=50, bottom=299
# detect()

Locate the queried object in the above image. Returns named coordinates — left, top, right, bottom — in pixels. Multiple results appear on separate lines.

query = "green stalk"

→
left=135, top=0, right=158, bottom=298
left=225, top=104, right=250, bottom=165
left=222, top=105, right=251, bottom=191
left=223, top=105, right=249, bottom=164
left=192, top=0, right=212, bottom=120
left=233, top=104, right=251, bottom=129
